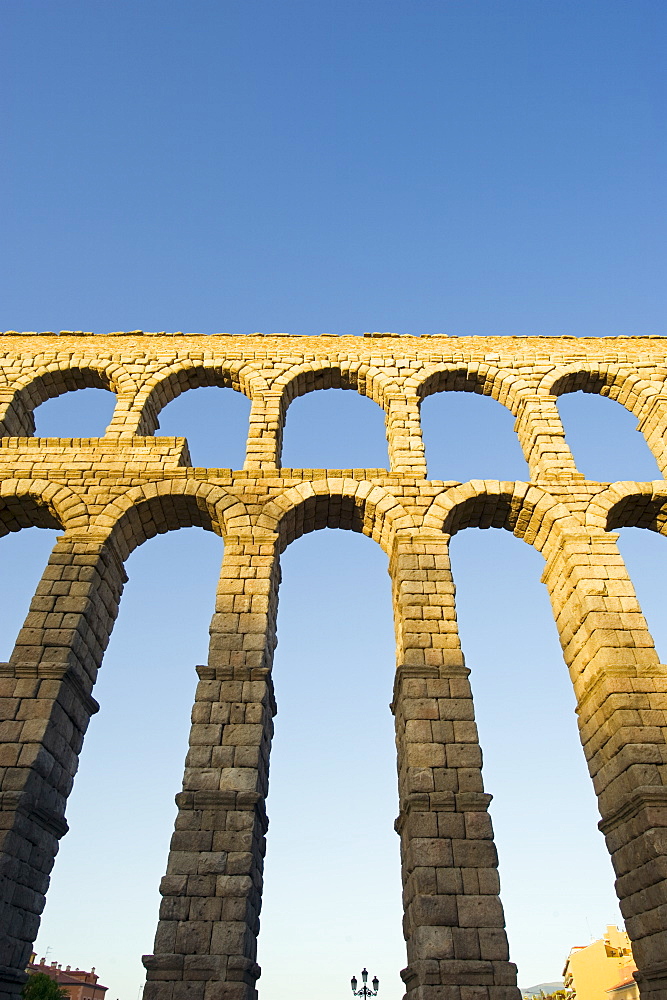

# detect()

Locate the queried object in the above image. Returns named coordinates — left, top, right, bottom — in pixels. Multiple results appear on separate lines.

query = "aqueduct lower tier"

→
left=1, top=332, right=667, bottom=1000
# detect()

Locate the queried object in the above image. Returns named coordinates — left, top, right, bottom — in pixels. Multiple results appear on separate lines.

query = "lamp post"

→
left=350, top=969, right=379, bottom=997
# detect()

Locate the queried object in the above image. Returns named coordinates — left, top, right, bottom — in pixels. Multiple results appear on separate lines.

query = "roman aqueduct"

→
left=0, top=332, right=666, bottom=1000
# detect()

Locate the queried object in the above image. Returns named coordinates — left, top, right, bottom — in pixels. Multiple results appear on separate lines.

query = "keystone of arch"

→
left=587, top=481, right=667, bottom=536
left=256, top=479, right=417, bottom=553
left=424, top=480, right=584, bottom=552
left=0, top=478, right=89, bottom=534
left=93, top=480, right=257, bottom=560
left=269, top=358, right=395, bottom=411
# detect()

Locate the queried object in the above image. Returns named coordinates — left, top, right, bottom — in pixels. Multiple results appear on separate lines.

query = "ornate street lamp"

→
left=350, top=968, right=379, bottom=997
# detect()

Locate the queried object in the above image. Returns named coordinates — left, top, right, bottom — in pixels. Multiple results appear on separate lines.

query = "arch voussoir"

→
left=0, top=478, right=89, bottom=533
left=589, top=482, right=667, bottom=535
left=121, top=359, right=266, bottom=437
left=272, top=358, right=394, bottom=410
left=94, top=480, right=254, bottom=559
left=424, top=479, right=583, bottom=551
left=542, top=362, right=667, bottom=415
left=10, top=357, right=136, bottom=398
left=260, top=479, right=415, bottom=552
left=0, top=359, right=137, bottom=437
left=412, top=361, right=535, bottom=415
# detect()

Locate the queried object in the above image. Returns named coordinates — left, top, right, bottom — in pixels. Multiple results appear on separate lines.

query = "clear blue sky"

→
left=3, top=0, right=665, bottom=336
left=2, top=2, right=666, bottom=999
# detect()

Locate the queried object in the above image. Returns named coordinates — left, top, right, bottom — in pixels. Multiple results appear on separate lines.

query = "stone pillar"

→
left=103, top=391, right=149, bottom=438
left=243, top=394, right=283, bottom=471
left=143, top=533, right=280, bottom=1000
left=0, top=533, right=127, bottom=1000
left=386, top=395, right=428, bottom=477
left=540, top=529, right=667, bottom=1000
left=635, top=394, right=667, bottom=478
left=513, top=397, right=582, bottom=482
left=390, top=533, right=520, bottom=1000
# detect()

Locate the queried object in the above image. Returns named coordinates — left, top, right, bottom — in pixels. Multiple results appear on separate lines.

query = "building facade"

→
left=26, top=958, right=107, bottom=1000
left=563, top=926, right=636, bottom=1000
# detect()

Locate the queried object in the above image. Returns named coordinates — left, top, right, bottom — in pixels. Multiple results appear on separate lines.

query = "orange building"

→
left=562, top=926, right=636, bottom=1000
left=27, top=958, right=108, bottom=1000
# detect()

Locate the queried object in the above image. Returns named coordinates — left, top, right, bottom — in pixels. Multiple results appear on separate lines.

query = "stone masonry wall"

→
left=0, top=332, right=666, bottom=1000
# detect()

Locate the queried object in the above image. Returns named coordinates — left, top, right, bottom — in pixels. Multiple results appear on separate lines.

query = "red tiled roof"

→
left=27, top=964, right=107, bottom=993
left=607, top=970, right=638, bottom=993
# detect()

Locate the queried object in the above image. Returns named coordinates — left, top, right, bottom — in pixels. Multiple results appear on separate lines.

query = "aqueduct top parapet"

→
left=1, top=333, right=667, bottom=1000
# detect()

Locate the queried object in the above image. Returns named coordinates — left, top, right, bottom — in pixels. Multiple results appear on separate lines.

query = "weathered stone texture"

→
left=0, top=332, right=666, bottom=1000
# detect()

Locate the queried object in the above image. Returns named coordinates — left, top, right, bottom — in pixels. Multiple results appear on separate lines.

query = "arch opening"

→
left=0, top=492, right=63, bottom=658
left=156, top=385, right=251, bottom=468
left=10, top=366, right=119, bottom=437
left=615, top=527, right=667, bottom=666
left=137, top=364, right=256, bottom=438
left=556, top=390, right=661, bottom=482
left=94, top=482, right=256, bottom=564
left=281, top=388, right=389, bottom=471
left=0, top=493, right=62, bottom=536
left=33, top=386, right=117, bottom=437
left=0, top=525, right=60, bottom=661
left=448, top=526, right=622, bottom=986
left=420, top=391, right=529, bottom=482
left=258, top=527, right=405, bottom=997
left=604, top=496, right=667, bottom=665
left=32, top=526, right=225, bottom=1000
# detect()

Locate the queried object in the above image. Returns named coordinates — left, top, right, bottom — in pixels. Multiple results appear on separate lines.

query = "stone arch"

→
left=94, top=480, right=257, bottom=560
left=542, top=363, right=666, bottom=418
left=129, top=360, right=269, bottom=436
left=587, top=482, right=667, bottom=536
left=273, top=361, right=394, bottom=470
left=257, top=480, right=416, bottom=554
left=411, top=364, right=537, bottom=480
left=0, top=359, right=135, bottom=437
left=424, top=480, right=583, bottom=552
left=0, top=479, right=87, bottom=535
left=272, top=359, right=394, bottom=411
left=410, top=362, right=533, bottom=415
left=544, top=364, right=667, bottom=480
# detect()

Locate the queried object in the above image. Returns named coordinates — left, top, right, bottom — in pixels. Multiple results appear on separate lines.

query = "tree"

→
left=22, top=973, right=69, bottom=1000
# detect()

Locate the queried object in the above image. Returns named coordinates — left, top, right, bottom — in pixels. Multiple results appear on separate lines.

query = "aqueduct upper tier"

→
left=0, top=332, right=666, bottom=1000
